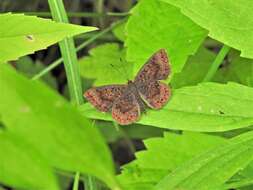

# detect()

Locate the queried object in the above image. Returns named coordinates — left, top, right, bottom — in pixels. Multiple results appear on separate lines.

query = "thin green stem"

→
left=48, top=0, right=83, bottom=105
left=48, top=0, right=86, bottom=189
left=22, top=11, right=129, bottom=18
left=73, top=172, right=80, bottom=190
left=31, top=18, right=126, bottom=80
left=202, top=45, right=231, bottom=82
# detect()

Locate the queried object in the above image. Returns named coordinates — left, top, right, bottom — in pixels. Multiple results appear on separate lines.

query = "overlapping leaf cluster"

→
left=1, top=0, right=253, bottom=189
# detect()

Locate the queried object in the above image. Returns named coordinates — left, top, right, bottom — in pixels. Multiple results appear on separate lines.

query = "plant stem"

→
left=47, top=0, right=87, bottom=189
left=31, top=18, right=126, bottom=80
left=48, top=0, right=83, bottom=105
left=73, top=172, right=80, bottom=190
left=202, top=44, right=230, bottom=82
left=22, top=11, right=129, bottom=18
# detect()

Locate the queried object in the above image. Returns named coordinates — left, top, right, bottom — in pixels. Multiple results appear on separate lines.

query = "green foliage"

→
left=155, top=130, right=253, bottom=190
left=16, top=56, right=57, bottom=88
left=112, top=20, right=127, bottom=42
left=0, top=132, right=59, bottom=190
left=1, top=1, right=253, bottom=190
left=126, top=0, right=207, bottom=75
left=0, top=64, right=119, bottom=189
left=171, top=46, right=215, bottom=88
left=214, top=54, right=253, bottom=87
left=0, top=13, right=96, bottom=62
left=117, top=132, right=226, bottom=190
left=79, top=43, right=132, bottom=85
left=161, top=0, right=253, bottom=59
left=81, top=82, right=253, bottom=132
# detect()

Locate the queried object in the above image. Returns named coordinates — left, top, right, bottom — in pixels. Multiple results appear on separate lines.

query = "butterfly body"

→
left=84, top=49, right=171, bottom=125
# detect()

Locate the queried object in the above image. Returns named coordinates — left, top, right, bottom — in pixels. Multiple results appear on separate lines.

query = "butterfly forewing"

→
left=84, top=85, right=127, bottom=112
left=134, top=49, right=171, bottom=109
left=134, top=48, right=170, bottom=83
left=112, top=93, right=141, bottom=125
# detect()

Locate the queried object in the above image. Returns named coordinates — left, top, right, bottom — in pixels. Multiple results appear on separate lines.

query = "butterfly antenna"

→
left=110, top=64, right=129, bottom=81
left=119, top=57, right=130, bottom=81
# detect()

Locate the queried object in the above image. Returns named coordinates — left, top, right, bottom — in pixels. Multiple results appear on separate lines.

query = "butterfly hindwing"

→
left=134, top=49, right=170, bottom=83
left=84, top=85, right=126, bottom=112
left=138, top=81, right=171, bottom=109
left=112, top=92, right=141, bottom=125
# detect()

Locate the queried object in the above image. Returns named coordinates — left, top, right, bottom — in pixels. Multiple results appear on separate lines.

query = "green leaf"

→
left=0, top=13, right=97, bottom=62
left=81, top=82, right=253, bottom=132
left=16, top=56, right=57, bottom=89
left=126, top=0, right=207, bottom=76
left=0, top=132, right=59, bottom=190
left=161, top=0, right=253, bottom=59
left=112, top=20, right=127, bottom=42
left=117, top=132, right=226, bottom=190
left=214, top=55, right=253, bottom=87
left=79, top=43, right=132, bottom=86
left=155, top=130, right=253, bottom=190
left=171, top=46, right=215, bottom=88
left=0, top=64, right=119, bottom=189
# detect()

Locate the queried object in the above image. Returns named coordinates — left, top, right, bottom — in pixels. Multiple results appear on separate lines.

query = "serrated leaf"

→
left=161, top=0, right=253, bottom=59
left=0, top=132, right=59, bottom=190
left=0, top=13, right=97, bottom=62
left=126, top=0, right=207, bottom=76
left=171, top=47, right=215, bottom=88
left=79, top=43, right=132, bottom=86
left=0, top=64, right=119, bottom=189
left=155, top=130, right=253, bottom=190
left=81, top=82, right=253, bottom=132
left=117, top=132, right=226, bottom=190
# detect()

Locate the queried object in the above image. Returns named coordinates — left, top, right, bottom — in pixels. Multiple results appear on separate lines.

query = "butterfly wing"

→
left=84, top=85, right=126, bottom=112
left=134, top=48, right=170, bottom=82
left=134, top=49, right=171, bottom=109
left=112, top=92, right=141, bottom=125
left=138, top=81, right=171, bottom=109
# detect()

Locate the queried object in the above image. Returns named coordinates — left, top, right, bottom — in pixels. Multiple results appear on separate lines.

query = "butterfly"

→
left=84, top=49, right=171, bottom=125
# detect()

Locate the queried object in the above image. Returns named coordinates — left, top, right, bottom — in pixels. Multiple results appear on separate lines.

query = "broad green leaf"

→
left=16, top=56, right=57, bottom=89
left=126, top=0, right=207, bottom=76
left=0, top=132, right=59, bottom=190
left=79, top=43, right=132, bottom=86
left=0, top=13, right=97, bottom=62
left=117, top=132, right=226, bottom=190
left=155, top=130, right=253, bottom=190
left=171, top=47, right=215, bottom=88
left=81, top=82, right=253, bottom=132
left=214, top=55, right=253, bottom=87
left=161, top=0, right=253, bottom=59
left=0, top=64, right=119, bottom=189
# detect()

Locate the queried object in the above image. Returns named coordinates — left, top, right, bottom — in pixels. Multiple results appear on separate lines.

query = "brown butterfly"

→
left=84, top=49, right=171, bottom=125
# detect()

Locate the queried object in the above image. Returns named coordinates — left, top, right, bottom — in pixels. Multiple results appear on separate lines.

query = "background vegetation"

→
left=1, top=0, right=253, bottom=190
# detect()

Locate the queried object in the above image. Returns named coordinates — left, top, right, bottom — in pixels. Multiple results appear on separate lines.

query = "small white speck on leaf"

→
left=210, top=109, right=215, bottom=113
left=197, top=106, right=202, bottom=111
left=55, top=100, right=64, bottom=107
left=19, top=106, right=31, bottom=113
